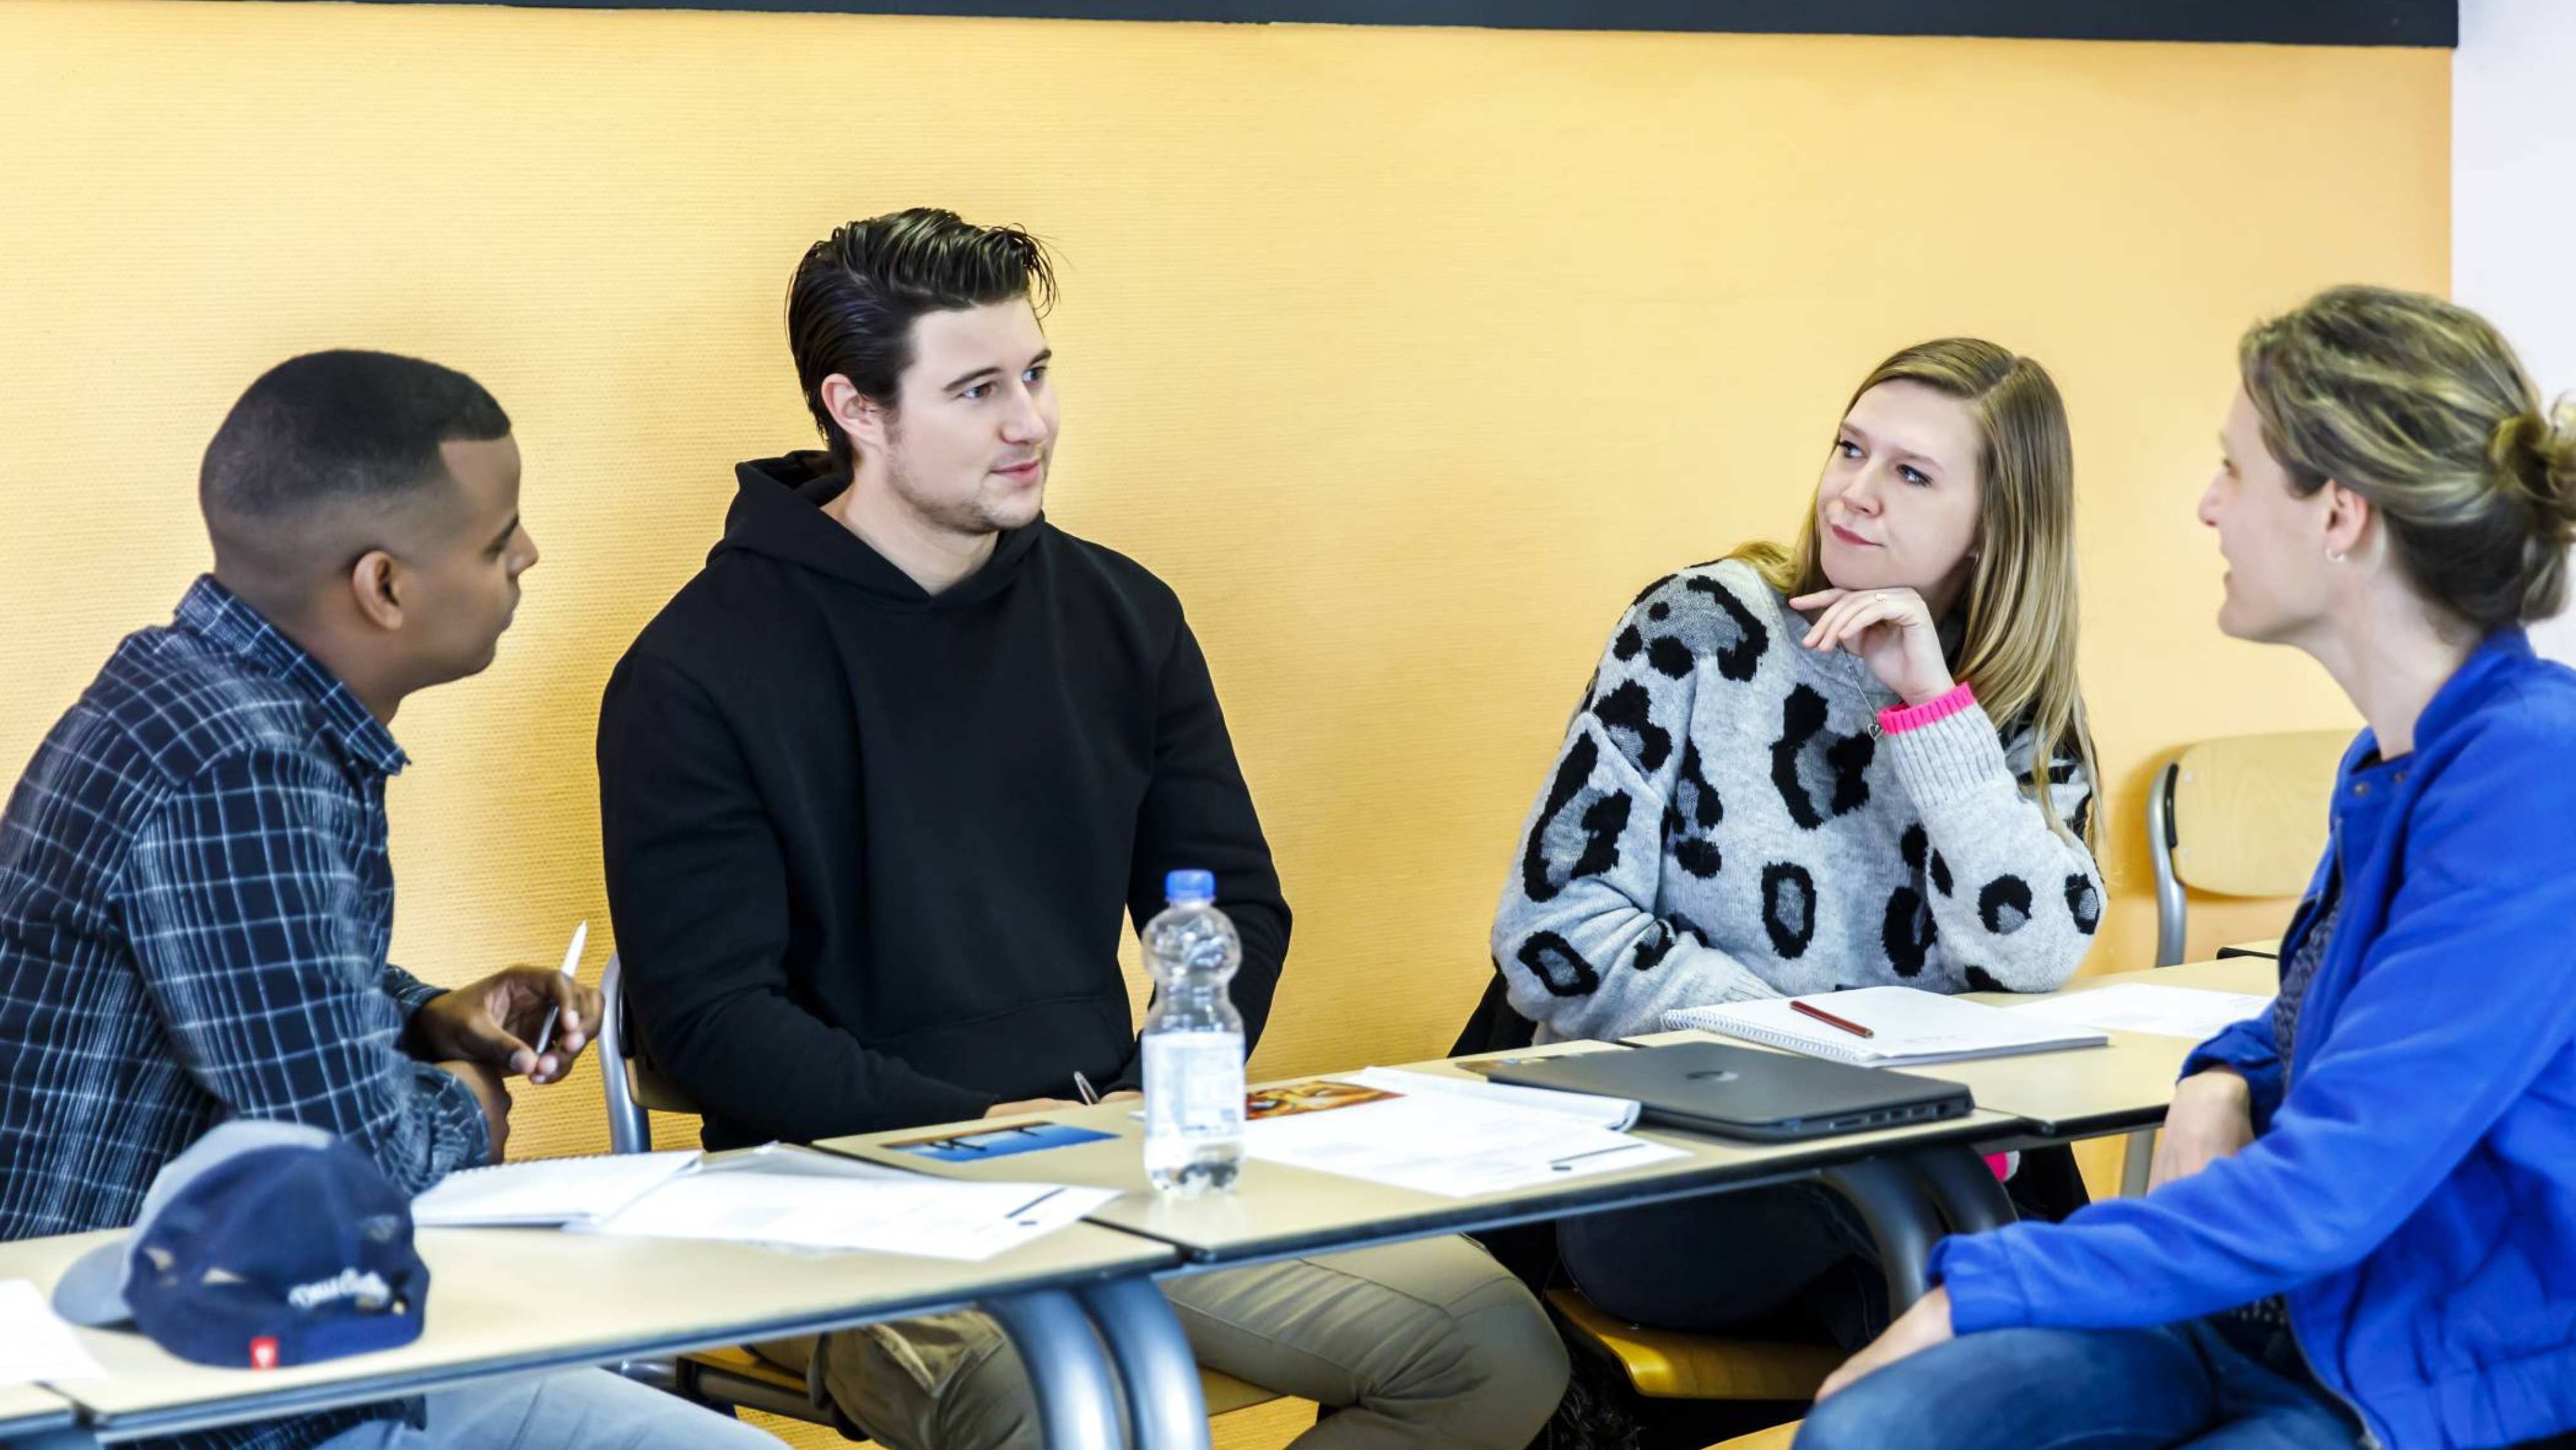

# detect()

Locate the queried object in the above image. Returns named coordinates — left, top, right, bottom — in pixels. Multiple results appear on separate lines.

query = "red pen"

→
left=1792, top=998, right=1875, bottom=1040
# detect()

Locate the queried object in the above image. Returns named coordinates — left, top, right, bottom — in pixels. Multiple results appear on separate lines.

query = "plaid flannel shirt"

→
left=0, top=577, right=491, bottom=1450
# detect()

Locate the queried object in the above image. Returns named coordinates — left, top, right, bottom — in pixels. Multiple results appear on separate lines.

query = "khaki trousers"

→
left=761, top=1236, right=1567, bottom=1449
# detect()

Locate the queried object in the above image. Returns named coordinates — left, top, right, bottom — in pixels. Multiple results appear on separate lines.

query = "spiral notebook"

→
left=1662, top=986, right=2107, bottom=1067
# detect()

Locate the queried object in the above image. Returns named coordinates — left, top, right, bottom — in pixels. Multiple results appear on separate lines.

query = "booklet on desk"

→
left=410, top=1149, right=703, bottom=1227
left=582, top=1170, right=1117, bottom=1261
left=1662, top=986, right=2107, bottom=1067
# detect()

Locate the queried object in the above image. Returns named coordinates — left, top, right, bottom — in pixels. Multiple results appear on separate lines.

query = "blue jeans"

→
left=314, top=1369, right=780, bottom=1450
left=1796, top=1316, right=2361, bottom=1450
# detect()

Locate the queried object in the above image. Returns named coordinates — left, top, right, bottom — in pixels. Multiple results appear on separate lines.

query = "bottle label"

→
left=1142, top=1032, right=1245, bottom=1141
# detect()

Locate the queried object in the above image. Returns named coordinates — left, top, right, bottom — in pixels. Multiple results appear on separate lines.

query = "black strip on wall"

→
left=314, top=0, right=2458, bottom=48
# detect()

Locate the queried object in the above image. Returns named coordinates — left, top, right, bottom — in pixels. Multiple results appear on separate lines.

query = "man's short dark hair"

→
left=786, top=208, right=1056, bottom=469
left=201, top=350, right=510, bottom=530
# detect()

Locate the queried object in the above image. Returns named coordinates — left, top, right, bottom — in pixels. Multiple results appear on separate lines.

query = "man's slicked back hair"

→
left=786, top=207, right=1056, bottom=468
left=200, top=350, right=511, bottom=532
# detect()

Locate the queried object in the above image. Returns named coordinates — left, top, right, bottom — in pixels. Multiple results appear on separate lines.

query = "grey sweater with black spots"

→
left=1492, top=559, right=2103, bottom=1042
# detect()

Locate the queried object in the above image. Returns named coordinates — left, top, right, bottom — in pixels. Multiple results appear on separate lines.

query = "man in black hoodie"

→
left=598, top=211, right=1566, bottom=1449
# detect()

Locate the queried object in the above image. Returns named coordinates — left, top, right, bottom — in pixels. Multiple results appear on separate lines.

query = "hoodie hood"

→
left=712, top=450, right=1045, bottom=609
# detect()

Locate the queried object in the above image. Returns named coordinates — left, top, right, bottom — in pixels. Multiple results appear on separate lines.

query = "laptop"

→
left=1482, top=1041, right=1974, bottom=1142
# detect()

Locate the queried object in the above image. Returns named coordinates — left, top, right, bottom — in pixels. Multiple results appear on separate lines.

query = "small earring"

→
left=2327, top=550, right=2347, bottom=564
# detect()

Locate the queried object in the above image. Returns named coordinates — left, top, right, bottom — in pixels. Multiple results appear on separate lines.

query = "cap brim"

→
left=52, top=1237, right=134, bottom=1326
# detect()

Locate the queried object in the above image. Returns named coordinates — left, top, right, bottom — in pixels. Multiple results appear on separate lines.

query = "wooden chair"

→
left=2128, top=730, right=2345, bottom=1191
left=1548, top=1284, right=1824, bottom=1450
left=2146, top=730, right=2347, bottom=968
left=594, top=953, right=1280, bottom=1430
left=1548, top=1288, right=1841, bottom=1403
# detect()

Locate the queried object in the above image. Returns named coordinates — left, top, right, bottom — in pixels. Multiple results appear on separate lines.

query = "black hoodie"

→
left=598, top=453, right=1290, bottom=1149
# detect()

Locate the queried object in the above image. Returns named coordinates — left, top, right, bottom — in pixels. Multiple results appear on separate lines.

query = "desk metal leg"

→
left=1908, top=1144, right=2017, bottom=1234
left=2119, top=1129, right=2157, bottom=1197
left=1075, top=1275, right=1212, bottom=1450
left=986, top=1288, right=1123, bottom=1450
left=1815, top=1156, right=1943, bottom=1313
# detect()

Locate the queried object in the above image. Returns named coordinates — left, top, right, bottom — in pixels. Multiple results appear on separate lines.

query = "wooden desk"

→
left=0, top=1384, right=74, bottom=1446
left=0, top=1223, right=1174, bottom=1450
left=1625, top=1024, right=2196, bottom=1142
left=1638, top=959, right=2280, bottom=1141
left=819, top=1041, right=2026, bottom=1316
left=2101, top=959, right=2278, bottom=996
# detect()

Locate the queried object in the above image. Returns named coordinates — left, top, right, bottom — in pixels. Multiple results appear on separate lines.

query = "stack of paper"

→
left=1663, top=986, right=2107, bottom=1066
left=1338, top=1066, right=1642, bottom=1130
left=1242, top=1082, right=1682, bottom=1197
left=412, top=1150, right=701, bottom=1227
left=585, top=1171, right=1117, bottom=1261
left=2008, top=984, right=2274, bottom=1040
left=413, top=1144, right=1108, bottom=1261
left=0, top=1279, right=106, bottom=1384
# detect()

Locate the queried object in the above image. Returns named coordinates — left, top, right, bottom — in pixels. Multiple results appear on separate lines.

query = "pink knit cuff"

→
left=1878, top=683, right=1978, bottom=735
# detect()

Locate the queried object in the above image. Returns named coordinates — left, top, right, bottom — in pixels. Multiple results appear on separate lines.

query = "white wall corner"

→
left=2454, top=0, right=2576, bottom=663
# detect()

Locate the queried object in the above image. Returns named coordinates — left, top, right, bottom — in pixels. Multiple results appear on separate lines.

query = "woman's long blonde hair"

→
left=1732, top=338, right=2100, bottom=850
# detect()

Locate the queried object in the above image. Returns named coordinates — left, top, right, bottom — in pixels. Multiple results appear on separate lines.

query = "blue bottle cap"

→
left=1164, top=870, right=1217, bottom=904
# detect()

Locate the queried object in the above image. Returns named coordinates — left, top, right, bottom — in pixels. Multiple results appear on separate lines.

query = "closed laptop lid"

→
left=1484, top=1042, right=1973, bottom=1141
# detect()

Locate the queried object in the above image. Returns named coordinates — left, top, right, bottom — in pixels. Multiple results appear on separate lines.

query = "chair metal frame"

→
left=599, top=952, right=654, bottom=1156
left=596, top=953, right=858, bottom=1431
left=2147, top=759, right=2191, bottom=970
left=2130, top=734, right=2337, bottom=1194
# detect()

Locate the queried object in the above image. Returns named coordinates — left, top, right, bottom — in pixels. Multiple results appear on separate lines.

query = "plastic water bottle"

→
left=1141, top=869, right=1245, bottom=1196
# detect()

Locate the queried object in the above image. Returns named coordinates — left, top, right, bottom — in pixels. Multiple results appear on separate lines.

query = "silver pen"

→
left=529, top=921, right=588, bottom=1076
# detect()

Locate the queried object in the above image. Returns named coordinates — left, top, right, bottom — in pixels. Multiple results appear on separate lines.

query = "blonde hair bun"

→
left=2492, top=400, right=2576, bottom=621
left=2241, top=286, right=2571, bottom=630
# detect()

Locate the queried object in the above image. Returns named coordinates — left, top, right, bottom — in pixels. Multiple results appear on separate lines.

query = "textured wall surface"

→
left=1, top=3, right=2441, bottom=1191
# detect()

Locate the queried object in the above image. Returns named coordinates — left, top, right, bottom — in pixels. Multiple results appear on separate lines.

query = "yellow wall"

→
left=0, top=0, right=2443, bottom=1179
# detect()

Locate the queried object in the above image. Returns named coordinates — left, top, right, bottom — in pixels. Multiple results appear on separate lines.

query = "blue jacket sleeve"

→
left=1933, top=715, right=2576, bottom=1333
left=2181, top=1013, right=2285, bottom=1127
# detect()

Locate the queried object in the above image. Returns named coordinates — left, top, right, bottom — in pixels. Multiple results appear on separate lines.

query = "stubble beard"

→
left=886, top=446, right=1043, bottom=539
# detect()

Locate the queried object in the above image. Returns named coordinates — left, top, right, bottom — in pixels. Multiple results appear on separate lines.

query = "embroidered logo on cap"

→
left=286, top=1269, right=392, bottom=1312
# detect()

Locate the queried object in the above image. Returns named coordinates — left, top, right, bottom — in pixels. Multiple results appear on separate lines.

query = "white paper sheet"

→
left=702, top=1143, right=916, bottom=1182
left=1665, top=986, right=2107, bottom=1065
left=1242, top=1091, right=1682, bottom=1198
left=412, top=1150, right=703, bottom=1227
left=584, top=1172, right=1117, bottom=1261
left=2008, top=984, right=2275, bottom=1041
left=1339, top=1066, right=1642, bottom=1130
left=0, top=1279, right=106, bottom=1384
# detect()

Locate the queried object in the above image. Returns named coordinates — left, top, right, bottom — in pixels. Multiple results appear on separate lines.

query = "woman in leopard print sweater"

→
left=1491, top=338, right=2102, bottom=1348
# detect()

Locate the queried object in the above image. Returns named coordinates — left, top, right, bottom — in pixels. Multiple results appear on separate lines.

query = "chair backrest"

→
left=2146, top=729, right=2348, bottom=966
left=597, top=951, right=703, bottom=1154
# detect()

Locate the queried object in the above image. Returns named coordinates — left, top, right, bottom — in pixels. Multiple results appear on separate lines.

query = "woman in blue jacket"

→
left=1799, top=285, right=2576, bottom=1450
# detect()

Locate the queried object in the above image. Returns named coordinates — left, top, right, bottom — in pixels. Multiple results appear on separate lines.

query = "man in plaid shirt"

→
left=0, top=352, right=775, bottom=1450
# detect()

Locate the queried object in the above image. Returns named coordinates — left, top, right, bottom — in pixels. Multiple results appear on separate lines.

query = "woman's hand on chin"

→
left=1790, top=586, right=1956, bottom=705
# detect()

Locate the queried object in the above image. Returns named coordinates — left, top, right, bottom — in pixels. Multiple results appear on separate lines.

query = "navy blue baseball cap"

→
left=53, top=1120, right=430, bottom=1369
